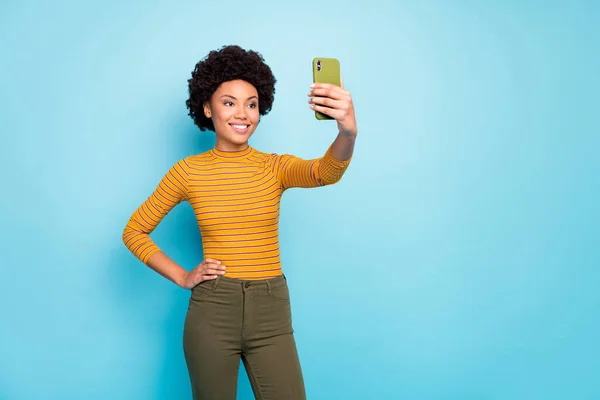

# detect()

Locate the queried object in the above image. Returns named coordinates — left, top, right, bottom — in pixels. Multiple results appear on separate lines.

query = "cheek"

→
left=214, top=106, right=235, bottom=122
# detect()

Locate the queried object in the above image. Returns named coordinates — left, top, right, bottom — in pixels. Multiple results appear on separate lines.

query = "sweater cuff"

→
left=324, top=145, right=352, bottom=169
left=318, top=145, right=352, bottom=185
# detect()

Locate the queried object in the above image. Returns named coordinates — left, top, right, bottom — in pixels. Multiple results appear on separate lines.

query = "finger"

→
left=340, top=75, right=344, bottom=90
left=310, top=104, right=344, bottom=120
left=198, top=261, right=224, bottom=271
left=311, top=81, right=348, bottom=93
left=309, top=96, right=345, bottom=110
left=206, top=262, right=227, bottom=271
left=201, top=261, right=227, bottom=271
left=311, top=82, right=342, bottom=90
left=193, top=268, right=206, bottom=281
left=309, top=85, right=349, bottom=100
left=201, top=274, right=219, bottom=281
left=204, top=258, right=221, bottom=264
left=205, top=266, right=227, bottom=275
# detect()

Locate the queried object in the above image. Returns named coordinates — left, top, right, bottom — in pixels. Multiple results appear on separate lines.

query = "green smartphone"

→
left=312, top=57, right=341, bottom=120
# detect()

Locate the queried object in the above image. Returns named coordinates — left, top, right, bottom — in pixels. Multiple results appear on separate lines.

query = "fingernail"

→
left=310, top=83, right=316, bottom=88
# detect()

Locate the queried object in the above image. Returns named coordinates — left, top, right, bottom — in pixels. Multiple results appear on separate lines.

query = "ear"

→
left=203, top=101, right=212, bottom=118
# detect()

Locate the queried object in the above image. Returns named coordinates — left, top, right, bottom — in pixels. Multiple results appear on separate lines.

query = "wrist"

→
left=175, top=270, right=188, bottom=288
left=340, top=130, right=358, bottom=139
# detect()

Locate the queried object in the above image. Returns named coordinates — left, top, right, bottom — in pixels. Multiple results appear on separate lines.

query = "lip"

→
left=229, top=123, right=251, bottom=134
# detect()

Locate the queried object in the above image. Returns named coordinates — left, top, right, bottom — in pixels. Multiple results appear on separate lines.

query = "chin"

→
left=231, top=135, right=252, bottom=144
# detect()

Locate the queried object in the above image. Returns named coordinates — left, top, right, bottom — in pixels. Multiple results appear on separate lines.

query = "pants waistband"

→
left=201, top=274, right=287, bottom=292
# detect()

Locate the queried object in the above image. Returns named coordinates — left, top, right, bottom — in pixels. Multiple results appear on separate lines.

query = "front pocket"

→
left=268, top=282, right=290, bottom=302
left=190, top=280, right=215, bottom=300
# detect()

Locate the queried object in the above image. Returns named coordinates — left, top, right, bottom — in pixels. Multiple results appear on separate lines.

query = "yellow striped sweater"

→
left=122, top=145, right=351, bottom=280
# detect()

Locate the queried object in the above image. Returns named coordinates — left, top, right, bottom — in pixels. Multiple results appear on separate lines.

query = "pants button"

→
left=245, top=282, right=251, bottom=288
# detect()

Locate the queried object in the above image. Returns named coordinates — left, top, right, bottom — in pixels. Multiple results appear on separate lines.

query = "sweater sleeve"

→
left=274, top=145, right=352, bottom=190
left=122, top=159, right=189, bottom=264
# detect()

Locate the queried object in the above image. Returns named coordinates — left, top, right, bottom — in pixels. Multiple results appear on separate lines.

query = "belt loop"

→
left=266, top=279, right=272, bottom=294
left=212, top=276, right=221, bottom=290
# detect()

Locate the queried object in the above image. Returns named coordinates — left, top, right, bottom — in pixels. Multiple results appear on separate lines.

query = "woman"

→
left=122, top=45, right=357, bottom=399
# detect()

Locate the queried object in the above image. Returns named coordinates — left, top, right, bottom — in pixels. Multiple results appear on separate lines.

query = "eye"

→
left=224, top=101, right=234, bottom=106
left=248, top=103, right=257, bottom=109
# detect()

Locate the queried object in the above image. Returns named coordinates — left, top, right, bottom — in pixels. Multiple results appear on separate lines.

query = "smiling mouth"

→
left=229, top=123, right=250, bottom=134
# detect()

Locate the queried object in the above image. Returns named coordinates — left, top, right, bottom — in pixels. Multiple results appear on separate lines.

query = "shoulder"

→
left=252, top=148, right=300, bottom=162
left=178, top=150, right=214, bottom=170
left=247, top=148, right=291, bottom=166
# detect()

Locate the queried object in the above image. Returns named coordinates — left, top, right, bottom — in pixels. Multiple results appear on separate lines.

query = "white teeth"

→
left=232, top=125, right=247, bottom=130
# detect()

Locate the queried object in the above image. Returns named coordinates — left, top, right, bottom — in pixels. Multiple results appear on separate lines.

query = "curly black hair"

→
left=186, top=45, right=277, bottom=132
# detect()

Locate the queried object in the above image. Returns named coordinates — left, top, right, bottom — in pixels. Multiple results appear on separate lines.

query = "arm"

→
left=122, top=159, right=191, bottom=286
left=309, top=77, right=358, bottom=158
left=275, top=144, right=352, bottom=190
left=275, top=78, right=358, bottom=189
left=330, top=130, right=357, bottom=162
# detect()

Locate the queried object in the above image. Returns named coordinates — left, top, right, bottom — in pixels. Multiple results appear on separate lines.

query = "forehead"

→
left=214, top=79, right=258, bottom=96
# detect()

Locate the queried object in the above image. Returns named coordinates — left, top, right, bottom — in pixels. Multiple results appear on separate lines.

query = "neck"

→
left=214, top=139, right=249, bottom=152
left=211, top=144, right=253, bottom=159
left=215, top=144, right=249, bottom=152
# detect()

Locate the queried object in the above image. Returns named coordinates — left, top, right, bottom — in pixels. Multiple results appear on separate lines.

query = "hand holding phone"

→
left=309, top=57, right=357, bottom=137
left=312, top=58, right=341, bottom=120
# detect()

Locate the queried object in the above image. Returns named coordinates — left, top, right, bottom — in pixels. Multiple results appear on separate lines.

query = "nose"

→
left=235, top=104, right=248, bottom=120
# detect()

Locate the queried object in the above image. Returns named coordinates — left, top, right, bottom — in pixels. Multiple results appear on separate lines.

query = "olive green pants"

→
left=183, top=275, right=306, bottom=400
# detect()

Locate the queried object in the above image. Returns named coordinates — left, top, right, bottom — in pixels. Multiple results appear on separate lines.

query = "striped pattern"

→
left=122, top=145, right=351, bottom=280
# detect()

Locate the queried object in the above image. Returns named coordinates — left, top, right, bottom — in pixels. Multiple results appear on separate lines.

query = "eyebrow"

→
left=220, top=94, right=258, bottom=100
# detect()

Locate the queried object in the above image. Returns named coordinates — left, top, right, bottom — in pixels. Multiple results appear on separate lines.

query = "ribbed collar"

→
left=211, top=145, right=254, bottom=160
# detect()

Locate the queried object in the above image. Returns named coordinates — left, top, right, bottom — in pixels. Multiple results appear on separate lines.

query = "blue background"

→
left=1, top=0, right=599, bottom=399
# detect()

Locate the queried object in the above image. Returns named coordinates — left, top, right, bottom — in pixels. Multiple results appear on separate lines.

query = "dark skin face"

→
left=203, top=80, right=260, bottom=151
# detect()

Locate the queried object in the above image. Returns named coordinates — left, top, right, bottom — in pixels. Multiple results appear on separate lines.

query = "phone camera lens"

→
left=317, top=60, right=322, bottom=71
